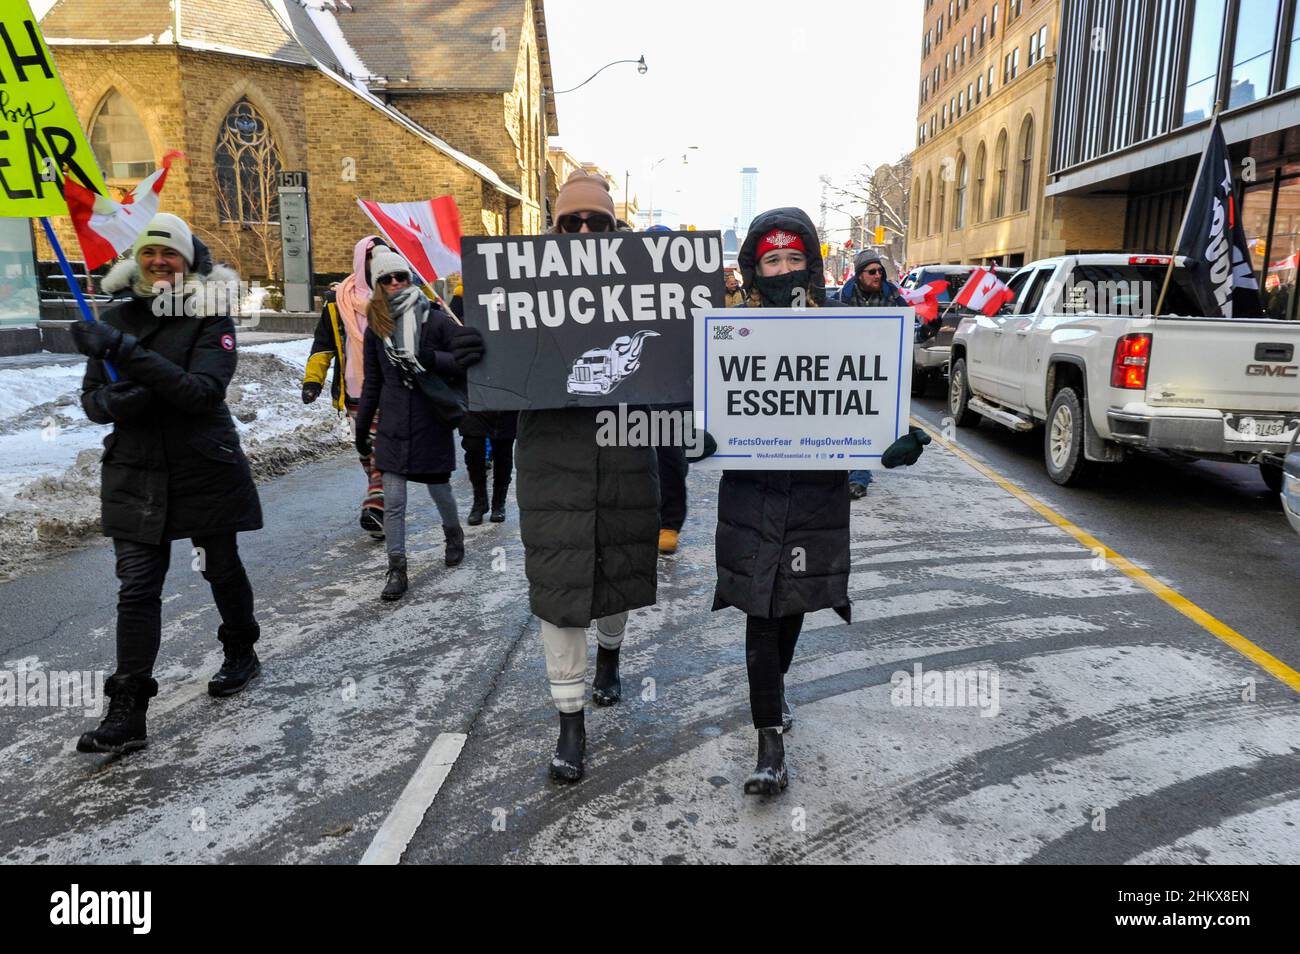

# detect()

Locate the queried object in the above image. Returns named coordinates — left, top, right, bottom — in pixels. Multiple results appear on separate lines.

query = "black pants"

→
left=656, top=444, right=688, bottom=532
left=462, top=435, right=514, bottom=505
left=113, top=533, right=258, bottom=680
left=745, top=613, right=805, bottom=729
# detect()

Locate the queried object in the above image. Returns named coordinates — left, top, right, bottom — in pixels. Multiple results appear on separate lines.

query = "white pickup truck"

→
left=948, top=254, right=1300, bottom=487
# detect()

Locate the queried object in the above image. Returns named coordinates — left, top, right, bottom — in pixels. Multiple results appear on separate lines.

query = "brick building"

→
left=907, top=0, right=1122, bottom=269
left=38, top=0, right=557, bottom=285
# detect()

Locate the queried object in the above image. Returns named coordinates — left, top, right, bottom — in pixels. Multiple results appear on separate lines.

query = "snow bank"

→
left=0, top=340, right=350, bottom=580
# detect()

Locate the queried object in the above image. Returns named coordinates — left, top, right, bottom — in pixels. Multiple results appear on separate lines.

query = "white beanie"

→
left=132, top=213, right=195, bottom=266
left=369, top=249, right=411, bottom=286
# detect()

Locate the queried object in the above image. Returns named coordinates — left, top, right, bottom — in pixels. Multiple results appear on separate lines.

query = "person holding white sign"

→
left=710, top=208, right=930, bottom=797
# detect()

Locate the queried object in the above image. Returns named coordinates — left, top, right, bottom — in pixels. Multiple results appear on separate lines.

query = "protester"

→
left=724, top=267, right=745, bottom=307
left=838, top=251, right=908, bottom=500
left=353, top=250, right=469, bottom=601
left=497, top=170, right=659, bottom=782
left=656, top=442, right=687, bottom=555
left=69, top=214, right=263, bottom=754
left=713, top=207, right=930, bottom=796
left=302, top=235, right=389, bottom=537
left=461, top=410, right=518, bottom=525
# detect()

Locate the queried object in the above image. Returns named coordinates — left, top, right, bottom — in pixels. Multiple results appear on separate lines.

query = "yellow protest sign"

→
left=0, top=0, right=106, bottom=217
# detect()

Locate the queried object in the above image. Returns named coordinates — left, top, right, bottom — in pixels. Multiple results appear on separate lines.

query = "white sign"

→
left=692, top=307, right=913, bottom=469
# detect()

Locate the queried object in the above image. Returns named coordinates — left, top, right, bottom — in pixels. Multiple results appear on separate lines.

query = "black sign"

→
left=277, top=170, right=308, bottom=190
left=463, top=230, right=723, bottom=410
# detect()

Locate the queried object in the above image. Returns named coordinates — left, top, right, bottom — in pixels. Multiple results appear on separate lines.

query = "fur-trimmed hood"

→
left=102, top=259, right=242, bottom=316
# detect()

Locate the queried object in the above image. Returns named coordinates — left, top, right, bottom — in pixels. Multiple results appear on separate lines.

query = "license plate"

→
left=1223, top=414, right=1296, bottom=442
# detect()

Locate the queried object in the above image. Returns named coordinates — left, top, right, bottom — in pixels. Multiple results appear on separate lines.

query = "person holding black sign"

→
left=354, top=251, right=469, bottom=601
left=712, top=208, right=930, bottom=796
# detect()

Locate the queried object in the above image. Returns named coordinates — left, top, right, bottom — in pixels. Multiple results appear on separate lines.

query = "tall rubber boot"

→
left=743, top=727, right=788, bottom=796
left=550, top=709, right=586, bottom=783
left=592, top=646, right=622, bottom=707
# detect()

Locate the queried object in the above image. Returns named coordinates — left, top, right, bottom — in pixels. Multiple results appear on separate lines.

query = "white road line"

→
left=360, top=731, right=467, bottom=865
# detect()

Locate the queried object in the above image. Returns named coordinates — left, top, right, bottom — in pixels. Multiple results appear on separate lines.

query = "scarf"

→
left=383, top=285, right=429, bottom=387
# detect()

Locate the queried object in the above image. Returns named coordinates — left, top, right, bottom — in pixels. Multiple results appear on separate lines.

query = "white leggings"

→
left=540, top=612, right=628, bottom=713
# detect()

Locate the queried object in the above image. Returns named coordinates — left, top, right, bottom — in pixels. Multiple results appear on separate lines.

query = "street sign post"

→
left=278, top=171, right=313, bottom=313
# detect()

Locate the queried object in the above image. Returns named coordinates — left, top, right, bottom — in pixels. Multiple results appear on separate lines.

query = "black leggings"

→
left=462, top=435, right=514, bottom=502
left=744, top=612, right=805, bottom=729
left=113, top=533, right=258, bottom=680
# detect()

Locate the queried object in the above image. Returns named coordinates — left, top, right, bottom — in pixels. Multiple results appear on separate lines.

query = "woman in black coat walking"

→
left=69, top=213, right=264, bottom=755
left=353, top=251, right=468, bottom=600
left=715, top=208, right=930, bottom=795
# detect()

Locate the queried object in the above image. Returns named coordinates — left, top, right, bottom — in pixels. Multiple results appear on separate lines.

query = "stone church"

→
left=38, top=0, right=557, bottom=284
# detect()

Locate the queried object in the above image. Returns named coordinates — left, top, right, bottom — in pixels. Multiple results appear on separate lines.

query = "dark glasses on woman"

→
left=557, top=213, right=614, bottom=233
left=379, top=272, right=411, bottom=285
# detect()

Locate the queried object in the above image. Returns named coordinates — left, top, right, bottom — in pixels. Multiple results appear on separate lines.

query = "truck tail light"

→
left=1111, top=333, right=1152, bottom=389
left=1129, top=255, right=1171, bottom=265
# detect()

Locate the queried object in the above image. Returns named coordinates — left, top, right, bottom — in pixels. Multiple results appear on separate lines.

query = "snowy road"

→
left=1, top=432, right=1297, bottom=864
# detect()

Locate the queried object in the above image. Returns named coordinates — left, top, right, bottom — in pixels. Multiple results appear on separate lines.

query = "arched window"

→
left=89, top=91, right=155, bottom=182
left=1017, top=116, right=1035, bottom=212
left=913, top=178, right=922, bottom=237
left=215, top=99, right=283, bottom=225
left=924, top=173, right=934, bottom=234
left=953, top=155, right=968, bottom=229
left=994, top=130, right=1008, bottom=218
left=936, top=174, right=946, bottom=233
left=973, top=143, right=987, bottom=223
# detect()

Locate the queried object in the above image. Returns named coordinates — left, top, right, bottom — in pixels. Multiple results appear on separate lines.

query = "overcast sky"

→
left=545, top=0, right=923, bottom=239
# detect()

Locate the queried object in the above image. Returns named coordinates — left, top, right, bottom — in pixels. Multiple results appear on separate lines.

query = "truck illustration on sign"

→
left=566, top=331, right=660, bottom=396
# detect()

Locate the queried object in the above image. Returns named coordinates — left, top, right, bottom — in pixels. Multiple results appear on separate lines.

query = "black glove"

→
left=449, top=325, right=485, bottom=369
left=881, top=426, right=931, bottom=468
left=70, top=319, right=124, bottom=360
left=355, top=431, right=372, bottom=459
left=302, top=381, right=323, bottom=404
left=94, top=381, right=153, bottom=422
left=685, top=430, right=717, bottom=463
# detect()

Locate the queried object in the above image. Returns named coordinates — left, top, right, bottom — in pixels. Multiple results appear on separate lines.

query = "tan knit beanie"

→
left=554, top=170, right=616, bottom=221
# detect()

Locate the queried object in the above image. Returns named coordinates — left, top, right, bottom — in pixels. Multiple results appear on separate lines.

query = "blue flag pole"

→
left=38, top=215, right=118, bottom=382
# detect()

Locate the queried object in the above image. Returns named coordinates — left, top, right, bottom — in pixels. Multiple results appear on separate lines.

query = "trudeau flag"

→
left=63, top=151, right=184, bottom=270
left=356, top=196, right=462, bottom=284
left=954, top=267, right=1015, bottom=316
left=899, top=279, right=949, bottom=323
left=1173, top=117, right=1263, bottom=319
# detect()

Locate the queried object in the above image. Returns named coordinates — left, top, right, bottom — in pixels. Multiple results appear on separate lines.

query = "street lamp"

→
left=539, top=56, right=647, bottom=229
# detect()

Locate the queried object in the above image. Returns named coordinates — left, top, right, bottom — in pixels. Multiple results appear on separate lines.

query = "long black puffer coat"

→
left=516, top=407, right=660, bottom=627
left=712, top=207, right=852, bottom=622
left=80, top=259, right=262, bottom=545
left=354, top=294, right=462, bottom=480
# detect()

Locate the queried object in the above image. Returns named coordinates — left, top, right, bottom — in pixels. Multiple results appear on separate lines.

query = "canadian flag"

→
left=898, top=279, right=949, bottom=323
left=356, top=196, right=462, bottom=284
left=954, top=267, right=1015, bottom=316
left=63, top=151, right=184, bottom=270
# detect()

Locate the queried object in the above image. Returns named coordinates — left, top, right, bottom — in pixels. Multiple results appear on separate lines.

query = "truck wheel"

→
left=1260, top=461, right=1284, bottom=495
left=1045, top=387, right=1098, bottom=486
left=948, top=358, right=980, bottom=427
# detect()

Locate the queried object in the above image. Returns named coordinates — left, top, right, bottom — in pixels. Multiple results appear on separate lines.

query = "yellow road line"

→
left=912, top=417, right=1300, bottom=693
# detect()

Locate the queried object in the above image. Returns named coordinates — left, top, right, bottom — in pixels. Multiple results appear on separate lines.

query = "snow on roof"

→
left=297, top=0, right=380, bottom=87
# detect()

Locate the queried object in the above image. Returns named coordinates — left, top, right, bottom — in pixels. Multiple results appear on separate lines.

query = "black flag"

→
left=1173, top=118, right=1263, bottom=319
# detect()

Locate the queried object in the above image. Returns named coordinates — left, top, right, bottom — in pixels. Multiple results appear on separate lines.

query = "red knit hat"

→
left=755, top=228, right=805, bottom=259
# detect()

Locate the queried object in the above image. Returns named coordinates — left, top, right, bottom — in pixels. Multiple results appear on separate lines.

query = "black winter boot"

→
left=743, top=727, right=788, bottom=796
left=77, top=675, right=158, bottom=754
left=592, top=646, right=622, bottom=707
left=209, top=624, right=262, bottom=697
left=359, top=507, right=385, bottom=539
left=381, top=554, right=408, bottom=601
left=444, top=526, right=465, bottom=567
left=550, top=709, right=586, bottom=783
left=490, top=483, right=509, bottom=523
left=467, top=488, right=489, bottom=526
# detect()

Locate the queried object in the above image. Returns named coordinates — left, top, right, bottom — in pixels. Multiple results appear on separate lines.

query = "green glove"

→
left=881, top=426, right=931, bottom=468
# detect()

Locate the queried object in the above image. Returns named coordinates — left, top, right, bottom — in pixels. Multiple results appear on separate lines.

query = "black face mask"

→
left=754, top=268, right=811, bottom=307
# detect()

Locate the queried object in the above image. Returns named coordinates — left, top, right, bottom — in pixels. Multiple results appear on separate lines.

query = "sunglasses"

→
left=863, top=268, right=885, bottom=276
left=558, top=213, right=614, bottom=233
left=379, top=272, right=411, bottom=285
